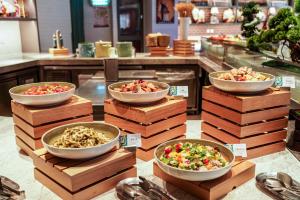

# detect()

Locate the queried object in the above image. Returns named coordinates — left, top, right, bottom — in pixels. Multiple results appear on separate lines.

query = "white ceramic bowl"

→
left=209, top=71, right=275, bottom=93
left=9, top=82, right=75, bottom=106
left=108, top=80, right=170, bottom=103
left=42, top=122, right=120, bottom=159
left=155, top=139, right=235, bottom=181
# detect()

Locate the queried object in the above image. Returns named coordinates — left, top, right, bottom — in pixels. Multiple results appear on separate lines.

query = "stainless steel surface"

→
left=154, top=139, right=235, bottom=181
left=256, top=172, right=300, bottom=200
left=209, top=71, right=275, bottom=93
left=9, top=82, right=75, bottom=106
left=42, top=122, right=120, bottom=159
left=108, top=81, right=170, bottom=104
left=116, top=177, right=178, bottom=200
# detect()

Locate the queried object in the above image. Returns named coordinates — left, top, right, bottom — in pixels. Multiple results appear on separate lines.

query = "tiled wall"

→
left=187, top=23, right=241, bottom=36
left=0, top=21, right=22, bottom=55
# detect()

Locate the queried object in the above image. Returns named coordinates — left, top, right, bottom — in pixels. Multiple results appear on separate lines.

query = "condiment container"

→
left=78, top=43, right=94, bottom=58
left=95, top=41, right=112, bottom=58
left=116, top=42, right=133, bottom=57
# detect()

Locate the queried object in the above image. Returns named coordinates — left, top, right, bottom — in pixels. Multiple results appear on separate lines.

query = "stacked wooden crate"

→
left=153, top=161, right=255, bottom=200
left=173, top=40, right=195, bottom=56
left=104, top=98, right=187, bottom=161
left=11, top=96, right=93, bottom=157
left=33, top=148, right=136, bottom=200
left=201, top=86, right=290, bottom=159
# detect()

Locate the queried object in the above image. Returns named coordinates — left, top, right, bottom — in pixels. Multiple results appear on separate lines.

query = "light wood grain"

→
left=11, top=95, right=93, bottom=126
left=202, top=111, right=288, bottom=137
left=202, top=86, right=290, bottom=112
left=33, top=148, right=136, bottom=192
left=201, top=133, right=286, bottom=159
left=202, top=100, right=289, bottom=125
left=13, top=114, right=93, bottom=139
left=34, top=167, right=137, bottom=200
left=15, top=136, right=34, bottom=158
left=202, top=122, right=287, bottom=148
left=105, top=113, right=186, bottom=138
left=14, top=125, right=42, bottom=149
left=104, top=98, right=187, bottom=124
left=153, top=161, right=255, bottom=200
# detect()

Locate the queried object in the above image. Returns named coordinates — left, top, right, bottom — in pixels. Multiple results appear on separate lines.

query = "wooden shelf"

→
left=190, top=22, right=242, bottom=25
left=0, top=17, right=37, bottom=21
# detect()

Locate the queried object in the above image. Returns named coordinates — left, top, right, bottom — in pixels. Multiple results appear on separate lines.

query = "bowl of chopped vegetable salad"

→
left=155, top=139, right=235, bottom=181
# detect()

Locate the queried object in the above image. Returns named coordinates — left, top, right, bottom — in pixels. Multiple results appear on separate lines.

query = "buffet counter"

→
left=0, top=53, right=224, bottom=74
left=1, top=116, right=299, bottom=200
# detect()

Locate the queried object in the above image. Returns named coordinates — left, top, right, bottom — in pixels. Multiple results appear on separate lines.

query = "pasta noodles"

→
left=52, top=126, right=111, bottom=148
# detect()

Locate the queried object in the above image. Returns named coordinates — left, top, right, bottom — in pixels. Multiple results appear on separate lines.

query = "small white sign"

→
left=226, top=144, right=247, bottom=158
left=126, top=134, right=142, bottom=148
left=282, top=76, right=296, bottom=88
left=170, top=86, right=189, bottom=97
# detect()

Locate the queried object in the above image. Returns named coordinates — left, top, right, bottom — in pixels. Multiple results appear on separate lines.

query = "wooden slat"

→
left=201, top=133, right=286, bottom=159
left=247, top=141, right=286, bottom=159
left=202, top=100, right=289, bottom=125
left=15, top=136, right=34, bottom=158
left=153, top=161, right=255, bottom=200
left=104, top=98, right=187, bottom=124
left=141, top=124, right=186, bottom=150
left=11, top=95, right=93, bottom=126
left=105, top=113, right=186, bottom=138
left=202, top=122, right=287, bottom=148
left=137, top=135, right=186, bottom=161
left=33, top=148, right=136, bottom=192
left=14, top=125, right=42, bottom=149
left=13, top=114, right=93, bottom=139
left=202, top=111, right=288, bottom=138
left=34, top=167, right=137, bottom=200
left=202, top=86, right=290, bottom=112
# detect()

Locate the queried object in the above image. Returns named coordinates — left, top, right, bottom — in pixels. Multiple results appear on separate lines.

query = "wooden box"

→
left=12, top=96, right=93, bottom=157
left=33, top=148, right=137, bottom=200
left=173, top=40, right=195, bottom=56
left=201, top=86, right=290, bottom=159
left=153, top=161, right=255, bottom=200
left=104, top=98, right=187, bottom=161
left=149, top=47, right=169, bottom=57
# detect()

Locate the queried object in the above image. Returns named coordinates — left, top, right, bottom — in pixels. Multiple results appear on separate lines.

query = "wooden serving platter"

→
left=33, top=148, right=137, bottom=200
left=153, top=161, right=255, bottom=200
left=104, top=98, right=187, bottom=161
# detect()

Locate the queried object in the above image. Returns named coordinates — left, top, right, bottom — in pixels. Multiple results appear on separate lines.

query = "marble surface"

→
left=0, top=116, right=300, bottom=200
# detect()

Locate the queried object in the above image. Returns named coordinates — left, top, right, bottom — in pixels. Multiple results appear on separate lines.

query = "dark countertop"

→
left=0, top=53, right=227, bottom=74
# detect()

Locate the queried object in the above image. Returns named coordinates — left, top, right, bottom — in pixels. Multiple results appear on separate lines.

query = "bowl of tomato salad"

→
left=155, top=139, right=235, bottom=181
left=9, top=82, right=75, bottom=106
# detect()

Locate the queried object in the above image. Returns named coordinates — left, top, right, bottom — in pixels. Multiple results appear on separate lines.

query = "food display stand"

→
left=11, top=96, right=93, bottom=157
left=104, top=97, right=187, bottom=161
left=33, top=148, right=136, bottom=200
left=153, top=161, right=255, bottom=200
left=201, top=86, right=291, bottom=159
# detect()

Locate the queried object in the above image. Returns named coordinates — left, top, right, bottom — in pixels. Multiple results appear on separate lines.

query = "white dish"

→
left=9, top=82, right=75, bottom=106
left=209, top=71, right=275, bottom=93
left=42, top=122, right=120, bottom=159
left=108, top=80, right=170, bottom=103
left=155, top=139, right=235, bottom=181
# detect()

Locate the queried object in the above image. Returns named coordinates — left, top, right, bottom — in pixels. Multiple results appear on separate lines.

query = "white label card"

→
left=119, top=134, right=141, bottom=148
left=282, top=76, right=295, bottom=88
left=225, top=144, right=247, bottom=158
left=169, top=86, right=189, bottom=97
